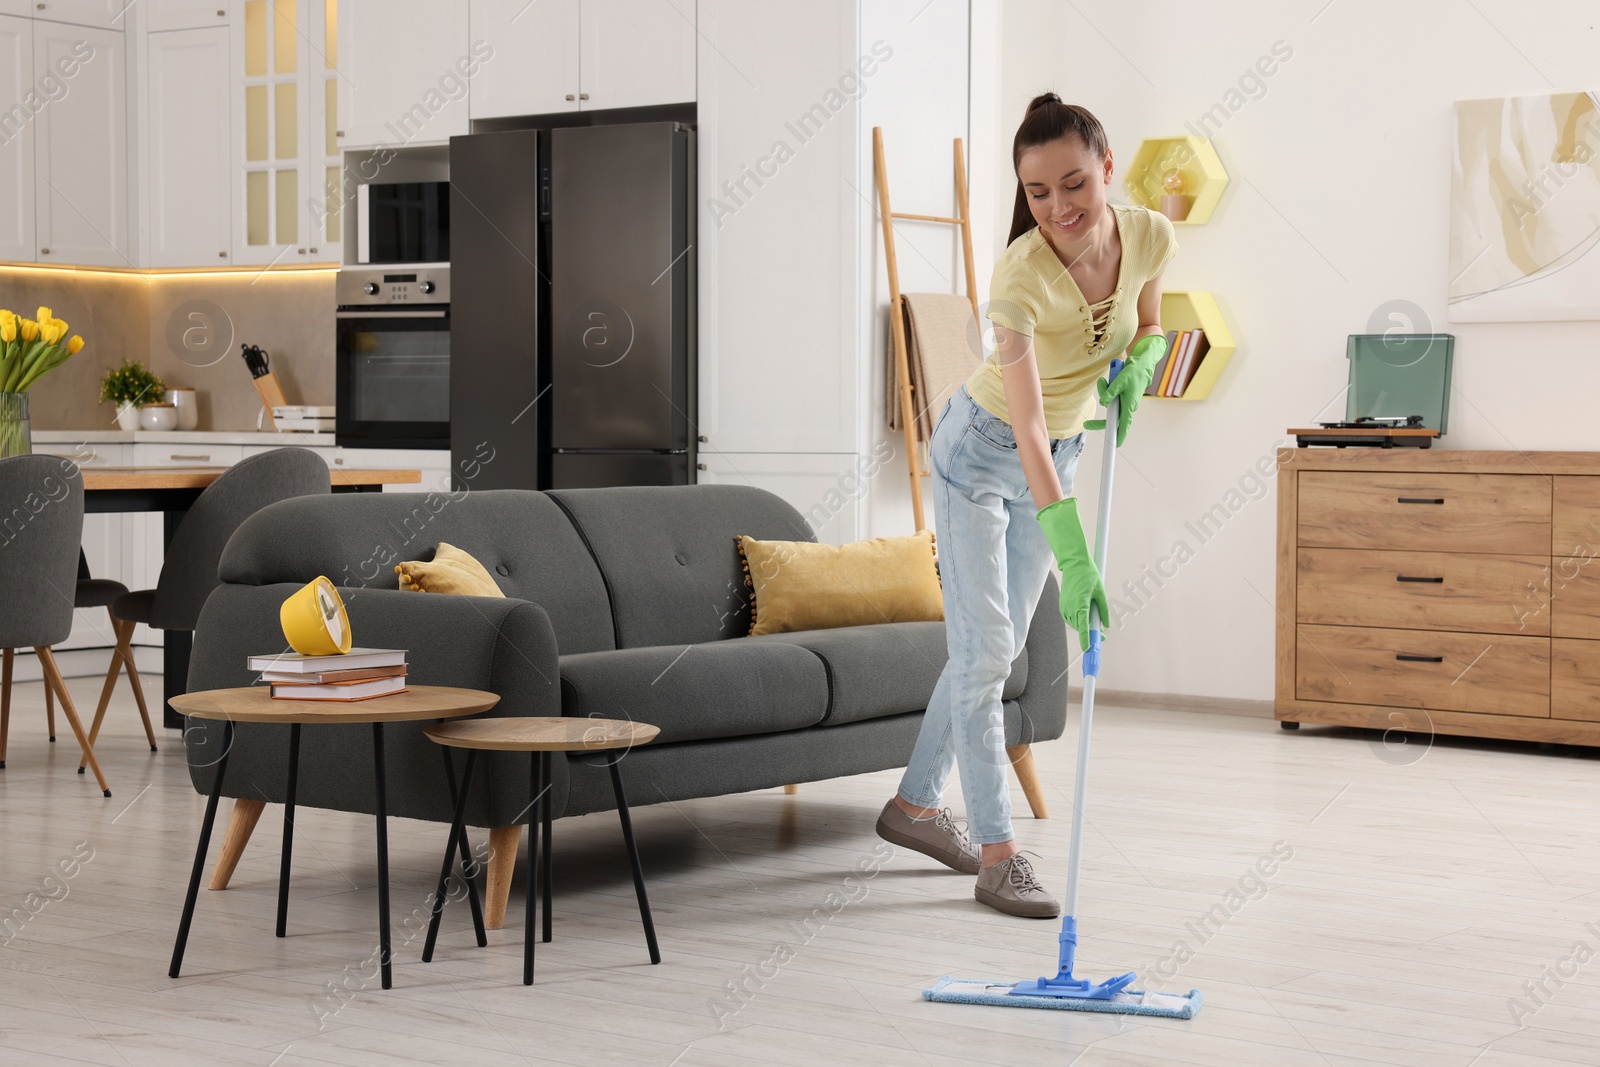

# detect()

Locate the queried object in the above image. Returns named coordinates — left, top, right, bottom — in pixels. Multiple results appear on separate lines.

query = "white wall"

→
left=979, top=0, right=1600, bottom=702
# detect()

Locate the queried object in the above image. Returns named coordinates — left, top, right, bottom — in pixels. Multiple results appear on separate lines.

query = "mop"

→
left=923, top=356, right=1203, bottom=1020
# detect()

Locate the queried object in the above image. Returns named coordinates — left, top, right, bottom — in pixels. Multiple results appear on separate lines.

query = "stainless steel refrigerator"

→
left=449, top=122, right=696, bottom=491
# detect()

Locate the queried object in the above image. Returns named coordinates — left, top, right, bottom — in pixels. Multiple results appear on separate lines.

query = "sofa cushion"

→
left=549, top=484, right=816, bottom=648
left=750, top=622, right=1028, bottom=726
left=736, top=530, right=943, bottom=636
left=558, top=638, right=829, bottom=744
left=220, top=489, right=617, bottom=654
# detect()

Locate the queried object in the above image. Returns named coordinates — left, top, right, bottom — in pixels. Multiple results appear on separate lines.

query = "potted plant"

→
left=99, top=359, right=166, bottom=432
left=0, top=307, right=85, bottom=459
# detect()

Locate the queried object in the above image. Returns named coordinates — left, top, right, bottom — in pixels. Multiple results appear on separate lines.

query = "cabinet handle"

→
left=39, top=247, right=48, bottom=254
left=565, top=94, right=575, bottom=101
left=309, top=247, right=318, bottom=254
left=1395, top=654, right=1444, bottom=663
left=1397, top=496, right=1444, bottom=505
left=297, top=248, right=306, bottom=254
left=697, top=463, right=707, bottom=471
left=218, top=9, right=225, bottom=15
left=579, top=93, right=589, bottom=100
left=336, top=129, right=344, bottom=138
left=1395, top=575, right=1444, bottom=583
left=170, top=454, right=211, bottom=461
left=698, top=435, right=708, bottom=443
left=334, top=457, right=345, bottom=465
left=218, top=251, right=227, bottom=258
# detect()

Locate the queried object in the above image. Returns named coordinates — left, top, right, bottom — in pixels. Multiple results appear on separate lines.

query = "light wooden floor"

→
left=2, top=676, right=1598, bottom=1066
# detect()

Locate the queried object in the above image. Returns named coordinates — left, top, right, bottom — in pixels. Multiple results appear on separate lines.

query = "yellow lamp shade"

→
left=280, top=576, right=352, bottom=656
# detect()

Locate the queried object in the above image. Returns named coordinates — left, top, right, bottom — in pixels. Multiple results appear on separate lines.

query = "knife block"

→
left=251, top=372, right=289, bottom=432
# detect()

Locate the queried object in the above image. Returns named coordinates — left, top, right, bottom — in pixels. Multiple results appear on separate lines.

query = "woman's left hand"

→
left=1084, top=333, right=1167, bottom=447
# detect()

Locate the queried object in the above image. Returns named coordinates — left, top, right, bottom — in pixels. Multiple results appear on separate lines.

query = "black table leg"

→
left=170, top=719, right=233, bottom=978
left=276, top=722, right=301, bottom=938
left=439, top=744, right=487, bottom=946
left=372, top=722, right=392, bottom=990
left=423, top=749, right=478, bottom=962
left=525, top=750, right=542, bottom=986
left=541, top=751, right=553, bottom=944
left=609, top=759, right=660, bottom=965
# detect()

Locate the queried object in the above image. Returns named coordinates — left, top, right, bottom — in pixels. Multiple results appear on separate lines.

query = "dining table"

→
left=81, top=465, right=421, bottom=729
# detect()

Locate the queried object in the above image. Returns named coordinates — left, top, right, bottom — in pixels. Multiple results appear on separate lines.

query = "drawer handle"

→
left=1395, top=575, right=1444, bottom=583
left=1395, top=654, right=1444, bottom=663
left=1397, top=496, right=1445, bottom=505
left=170, top=454, right=211, bottom=461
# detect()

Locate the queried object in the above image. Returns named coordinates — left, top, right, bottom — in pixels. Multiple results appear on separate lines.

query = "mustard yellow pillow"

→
left=395, top=543, right=504, bottom=597
left=736, top=530, right=943, bottom=636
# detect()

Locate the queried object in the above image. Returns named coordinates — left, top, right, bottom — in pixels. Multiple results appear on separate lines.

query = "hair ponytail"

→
left=1007, top=94, right=1109, bottom=245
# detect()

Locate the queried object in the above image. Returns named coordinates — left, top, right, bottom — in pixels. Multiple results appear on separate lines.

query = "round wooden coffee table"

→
left=167, top=685, right=499, bottom=989
left=421, top=716, right=661, bottom=985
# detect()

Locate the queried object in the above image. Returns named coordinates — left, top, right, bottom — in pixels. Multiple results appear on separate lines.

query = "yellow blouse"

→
left=966, top=203, right=1177, bottom=437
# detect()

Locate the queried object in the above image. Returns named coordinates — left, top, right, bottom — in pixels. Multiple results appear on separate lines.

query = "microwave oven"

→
left=354, top=180, right=450, bottom=265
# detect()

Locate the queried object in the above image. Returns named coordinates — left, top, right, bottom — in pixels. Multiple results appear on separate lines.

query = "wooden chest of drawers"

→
left=1277, top=449, right=1600, bottom=744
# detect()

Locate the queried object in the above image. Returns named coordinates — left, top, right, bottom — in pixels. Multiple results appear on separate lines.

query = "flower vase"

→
left=115, top=403, right=141, bottom=431
left=0, top=392, right=31, bottom=458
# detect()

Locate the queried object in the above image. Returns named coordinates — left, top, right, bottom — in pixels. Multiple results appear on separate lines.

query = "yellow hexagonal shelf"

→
left=1124, top=136, right=1228, bottom=225
left=1154, top=291, right=1234, bottom=400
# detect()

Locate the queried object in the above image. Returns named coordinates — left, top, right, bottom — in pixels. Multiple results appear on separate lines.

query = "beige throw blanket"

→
left=886, top=292, right=984, bottom=445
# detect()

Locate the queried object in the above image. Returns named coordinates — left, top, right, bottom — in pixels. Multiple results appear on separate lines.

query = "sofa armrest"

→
left=185, top=584, right=563, bottom=827
left=1014, top=572, right=1070, bottom=746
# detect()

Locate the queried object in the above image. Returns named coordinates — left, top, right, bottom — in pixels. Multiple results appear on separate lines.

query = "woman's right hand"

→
left=1036, top=496, right=1110, bottom=651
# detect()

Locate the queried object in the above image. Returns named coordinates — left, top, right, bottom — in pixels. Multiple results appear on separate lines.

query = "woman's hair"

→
left=1007, top=93, right=1109, bottom=245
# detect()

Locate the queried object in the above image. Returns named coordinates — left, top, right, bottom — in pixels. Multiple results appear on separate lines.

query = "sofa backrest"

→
left=548, top=484, right=814, bottom=648
left=219, top=488, right=617, bottom=654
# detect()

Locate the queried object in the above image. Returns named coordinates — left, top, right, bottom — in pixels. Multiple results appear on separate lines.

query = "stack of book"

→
left=249, top=648, right=409, bottom=701
left=1143, top=328, right=1211, bottom=398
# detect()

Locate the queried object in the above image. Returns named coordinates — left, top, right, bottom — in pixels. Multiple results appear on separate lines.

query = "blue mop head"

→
left=923, top=977, right=1202, bottom=1020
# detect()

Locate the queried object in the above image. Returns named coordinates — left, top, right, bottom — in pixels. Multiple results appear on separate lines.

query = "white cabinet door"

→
left=148, top=27, right=232, bottom=267
left=579, top=0, right=693, bottom=110
left=467, top=0, right=579, bottom=119
left=130, top=443, right=244, bottom=467
left=696, top=1, right=857, bottom=453
left=33, top=23, right=128, bottom=266
left=339, top=0, right=469, bottom=149
left=0, top=15, right=33, bottom=262
left=29, top=1, right=130, bottom=28
left=147, top=1, right=230, bottom=32
left=696, top=452, right=864, bottom=545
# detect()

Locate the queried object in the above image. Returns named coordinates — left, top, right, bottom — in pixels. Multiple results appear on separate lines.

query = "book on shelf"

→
left=247, top=648, right=407, bottom=674
left=257, top=665, right=408, bottom=685
left=268, top=675, right=409, bottom=701
left=1163, top=330, right=1192, bottom=396
left=1172, top=329, right=1210, bottom=396
left=1143, top=330, right=1180, bottom=396
left=1157, top=330, right=1187, bottom=395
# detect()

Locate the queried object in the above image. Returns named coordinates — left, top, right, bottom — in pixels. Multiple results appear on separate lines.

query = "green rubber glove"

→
left=1083, top=333, right=1169, bottom=447
left=1036, top=496, right=1109, bottom=652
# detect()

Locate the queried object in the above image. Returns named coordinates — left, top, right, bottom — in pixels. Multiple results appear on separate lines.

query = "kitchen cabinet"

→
left=466, top=0, right=692, bottom=121
left=28, top=0, right=129, bottom=29
left=231, top=0, right=340, bottom=265
left=33, top=21, right=128, bottom=266
left=131, top=442, right=245, bottom=467
left=147, top=26, right=232, bottom=266
left=338, top=0, right=469, bottom=149
left=0, top=14, right=34, bottom=262
left=147, top=2, right=230, bottom=32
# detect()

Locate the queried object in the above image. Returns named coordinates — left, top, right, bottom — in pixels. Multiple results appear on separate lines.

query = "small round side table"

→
left=167, top=685, right=499, bottom=989
left=421, top=716, right=662, bottom=985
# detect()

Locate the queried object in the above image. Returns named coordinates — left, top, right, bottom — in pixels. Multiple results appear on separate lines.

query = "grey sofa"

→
left=185, top=483, right=1069, bottom=923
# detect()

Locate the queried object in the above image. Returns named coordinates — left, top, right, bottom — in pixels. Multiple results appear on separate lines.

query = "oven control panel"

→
left=336, top=266, right=450, bottom=306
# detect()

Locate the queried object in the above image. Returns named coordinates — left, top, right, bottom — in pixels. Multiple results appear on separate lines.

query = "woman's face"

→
left=1017, top=136, right=1113, bottom=245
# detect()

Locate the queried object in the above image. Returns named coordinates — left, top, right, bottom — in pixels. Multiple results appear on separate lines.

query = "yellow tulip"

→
left=19, top=318, right=39, bottom=342
left=49, top=317, right=67, bottom=336
left=36, top=306, right=51, bottom=323
left=67, top=335, right=84, bottom=354
left=0, top=319, right=13, bottom=344
left=40, top=321, right=63, bottom=345
left=0, top=309, right=14, bottom=329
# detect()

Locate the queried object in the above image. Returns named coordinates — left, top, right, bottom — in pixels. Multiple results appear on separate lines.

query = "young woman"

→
left=876, top=95, right=1176, bottom=917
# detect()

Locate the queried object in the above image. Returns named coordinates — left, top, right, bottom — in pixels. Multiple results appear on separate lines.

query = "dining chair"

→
left=0, top=455, right=111, bottom=795
left=74, top=549, right=157, bottom=765
left=104, top=448, right=330, bottom=754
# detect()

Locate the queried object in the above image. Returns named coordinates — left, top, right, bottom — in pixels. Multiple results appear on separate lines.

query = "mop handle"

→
left=1063, top=357, right=1121, bottom=920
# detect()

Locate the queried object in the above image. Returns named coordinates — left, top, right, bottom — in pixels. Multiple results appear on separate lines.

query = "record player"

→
left=1289, top=334, right=1453, bottom=448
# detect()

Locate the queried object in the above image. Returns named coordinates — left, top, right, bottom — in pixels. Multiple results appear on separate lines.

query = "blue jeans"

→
left=896, top=384, right=1085, bottom=844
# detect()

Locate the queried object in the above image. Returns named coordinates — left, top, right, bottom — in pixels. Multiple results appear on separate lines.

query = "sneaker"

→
left=874, top=800, right=981, bottom=874
left=974, top=852, right=1060, bottom=918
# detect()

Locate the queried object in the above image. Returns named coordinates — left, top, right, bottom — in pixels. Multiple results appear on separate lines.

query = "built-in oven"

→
left=336, top=266, right=451, bottom=450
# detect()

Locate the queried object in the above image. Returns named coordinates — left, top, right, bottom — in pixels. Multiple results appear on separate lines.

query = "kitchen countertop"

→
left=32, top=429, right=336, bottom=446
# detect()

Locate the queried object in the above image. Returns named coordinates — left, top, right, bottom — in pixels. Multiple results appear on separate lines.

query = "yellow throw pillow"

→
left=395, top=542, right=505, bottom=598
left=736, top=530, right=943, bottom=636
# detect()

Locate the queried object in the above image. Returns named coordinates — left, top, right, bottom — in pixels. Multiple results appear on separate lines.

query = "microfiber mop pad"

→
left=923, top=977, right=1202, bottom=1020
